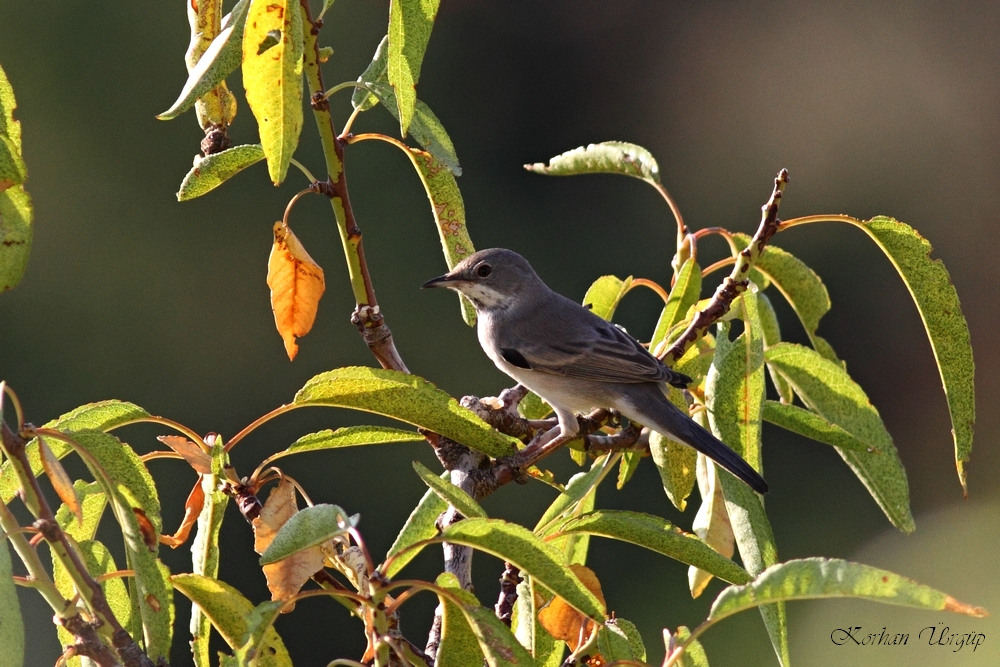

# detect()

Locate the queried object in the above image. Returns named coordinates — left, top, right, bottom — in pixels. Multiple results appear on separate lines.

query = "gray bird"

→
left=423, top=248, right=768, bottom=494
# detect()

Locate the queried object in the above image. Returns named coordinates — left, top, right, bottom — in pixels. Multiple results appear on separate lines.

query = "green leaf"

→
left=265, top=425, right=424, bottom=468
left=651, top=258, right=702, bottom=355
left=709, top=557, right=988, bottom=622
left=191, top=439, right=229, bottom=667
left=649, top=421, right=697, bottom=512
left=757, top=293, right=794, bottom=402
left=407, top=147, right=474, bottom=323
left=856, top=216, right=975, bottom=493
left=359, top=80, right=461, bottom=174
left=525, top=141, right=660, bottom=184
left=158, top=0, right=250, bottom=120
left=734, top=235, right=835, bottom=359
left=387, top=0, right=441, bottom=136
left=435, top=572, right=536, bottom=666
left=667, top=626, right=708, bottom=667
left=233, top=600, right=290, bottom=666
left=176, top=144, right=265, bottom=200
left=383, top=483, right=448, bottom=578
left=352, top=35, right=388, bottom=111
left=582, top=275, right=632, bottom=320
left=1, top=400, right=151, bottom=504
left=172, top=573, right=291, bottom=663
left=0, top=535, right=24, bottom=667
left=412, top=460, right=487, bottom=519
left=439, top=518, right=605, bottom=619
left=293, top=367, right=515, bottom=457
left=534, top=456, right=611, bottom=535
left=259, top=503, right=354, bottom=565
left=0, top=63, right=25, bottom=190
left=435, top=573, right=487, bottom=667
left=72, top=432, right=173, bottom=661
left=706, top=296, right=788, bottom=663
left=765, top=342, right=913, bottom=532
left=0, top=64, right=30, bottom=290
left=598, top=617, right=645, bottom=662
left=763, top=401, right=873, bottom=452
left=242, top=0, right=303, bottom=185
left=0, top=183, right=31, bottom=291
left=53, top=540, right=133, bottom=651
left=54, top=480, right=107, bottom=542
left=553, top=510, right=751, bottom=585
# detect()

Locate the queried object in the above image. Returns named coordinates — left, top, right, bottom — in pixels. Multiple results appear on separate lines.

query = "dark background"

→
left=2, top=2, right=997, bottom=665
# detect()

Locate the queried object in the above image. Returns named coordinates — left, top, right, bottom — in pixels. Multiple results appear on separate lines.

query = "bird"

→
left=422, top=248, right=768, bottom=494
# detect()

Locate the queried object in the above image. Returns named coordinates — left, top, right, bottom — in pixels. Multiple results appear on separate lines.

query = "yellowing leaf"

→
left=267, top=220, right=325, bottom=360
left=242, top=0, right=303, bottom=185
left=39, top=435, right=81, bottom=525
left=161, top=480, right=205, bottom=549
left=157, top=435, right=212, bottom=474
left=252, top=478, right=324, bottom=605
left=538, top=564, right=606, bottom=651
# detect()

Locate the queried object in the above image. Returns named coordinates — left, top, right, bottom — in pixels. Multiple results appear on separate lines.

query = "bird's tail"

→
left=631, top=389, right=769, bottom=494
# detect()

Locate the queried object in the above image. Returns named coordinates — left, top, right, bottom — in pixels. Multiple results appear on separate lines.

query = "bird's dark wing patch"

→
left=500, top=347, right=532, bottom=369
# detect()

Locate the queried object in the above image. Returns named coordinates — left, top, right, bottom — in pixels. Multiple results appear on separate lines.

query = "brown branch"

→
left=663, top=169, right=789, bottom=364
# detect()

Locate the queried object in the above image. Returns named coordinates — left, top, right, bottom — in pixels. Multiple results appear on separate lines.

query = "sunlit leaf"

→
left=651, top=257, right=701, bottom=356
left=258, top=501, right=353, bottom=566
left=763, top=401, right=873, bottom=452
left=407, top=147, right=474, bottom=323
left=71, top=431, right=173, bottom=660
left=582, top=275, right=632, bottom=320
left=666, top=626, right=708, bottom=667
left=254, top=479, right=328, bottom=603
left=267, top=220, right=325, bottom=360
left=706, top=296, right=788, bottom=663
left=157, top=434, right=213, bottom=474
left=0, top=532, right=24, bottom=666
left=190, top=440, right=229, bottom=666
left=555, top=510, right=750, bottom=585
left=53, top=539, right=133, bottom=655
left=412, top=460, right=487, bottom=519
left=242, top=0, right=303, bottom=184
left=159, top=0, right=250, bottom=120
left=360, top=80, right=461, bottom=175
left=38, top=434, right=81, bottom=525
left=176, top=143, right=265, bottom=200
left=858, top=216, right=974, bottom=493
left=387, top=0, right=441, bottom=136
left=765, top=342, right=913, bottom=532
left=54, top=481, right=107, bottom=542
left=293, top=367, right=516, bottom=457
left=649, top=426, right=697, bottom=512
left=384, top=483, right=448, bottom=578
left=352, top=35, right=388, bottom=111
left=439, top=518, right=605, bottom=619
left=173, top=573, right=291, bottom=662
left=435, top=572, right=536, bottom=667
left=525, top=141, right=660, bottom=184
left=0, top=183, right=31, bottom=291
left=709, top=557, right=988, bottom=621
left=598, top=617, right=645, bottom=662
left=688, top=458, right=736, bottom=598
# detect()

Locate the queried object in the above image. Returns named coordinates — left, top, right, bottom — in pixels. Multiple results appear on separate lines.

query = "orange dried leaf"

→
left=39, top=435, right=81, bottom=525
left=157, top=435, right=212, bottom=474
left=267, top=220, right=325, bottom=360
left=538, top=564, right=606, bottom=651
left=161, top=479, right=205, bottom=548
left=252, top=477, right=322, bottom=605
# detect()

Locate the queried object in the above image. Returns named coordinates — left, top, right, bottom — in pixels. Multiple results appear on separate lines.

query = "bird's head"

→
left=422, top=248, right=543, bottom=312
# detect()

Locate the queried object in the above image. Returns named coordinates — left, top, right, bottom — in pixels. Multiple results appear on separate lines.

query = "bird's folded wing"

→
left=499, top=316, right=689, bottom=385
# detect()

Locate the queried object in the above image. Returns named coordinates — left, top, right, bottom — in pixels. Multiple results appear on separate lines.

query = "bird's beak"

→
left=422, top=270, right=462, bottom=289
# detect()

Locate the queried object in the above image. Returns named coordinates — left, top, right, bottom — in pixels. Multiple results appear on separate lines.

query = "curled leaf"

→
left=267, top=221, right=325, bottom=360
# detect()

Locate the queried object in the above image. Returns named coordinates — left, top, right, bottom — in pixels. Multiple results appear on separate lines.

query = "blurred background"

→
left=2, top=1, right=997, bottom=665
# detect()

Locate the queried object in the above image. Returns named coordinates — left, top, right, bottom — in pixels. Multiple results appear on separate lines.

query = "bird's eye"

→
left=475, top=263, right=492, bottom=278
